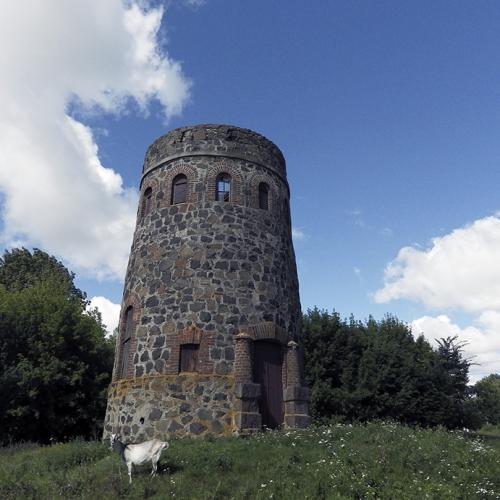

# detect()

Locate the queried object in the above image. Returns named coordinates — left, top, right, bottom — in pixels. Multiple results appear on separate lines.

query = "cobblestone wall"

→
left=105, top=374, right=234, bottom=439
left=104, top=125, right=308, bottom=440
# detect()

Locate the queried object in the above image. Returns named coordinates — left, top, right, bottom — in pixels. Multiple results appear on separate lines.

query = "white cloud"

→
left=374, top=214, right=500, bottom=380
left=380, top=227, right=393, bottom=238
left=411, top=313, right=500, bottom=383
left=89, top=296, right=121, bottom=335
left=346, top=209, right=362, bottom=217
left=374, top=215, right=500, bottom=312
left=345, top=209, right=365, bottom=228
left=0, top=1, right=191, bottom=280
left=292, top=227, right=307, bottom=241
left=183, top=0, right=207, bottom=8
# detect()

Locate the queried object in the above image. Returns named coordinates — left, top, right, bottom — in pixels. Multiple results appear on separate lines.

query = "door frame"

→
left=252, top=339, right=285, bottom=429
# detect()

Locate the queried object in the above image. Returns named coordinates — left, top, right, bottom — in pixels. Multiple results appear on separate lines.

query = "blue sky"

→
left=1, top=1, right=499, bottom=380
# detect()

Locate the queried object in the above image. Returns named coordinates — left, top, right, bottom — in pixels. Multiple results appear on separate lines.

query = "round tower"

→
left=104, top=124, right=310, bottom=439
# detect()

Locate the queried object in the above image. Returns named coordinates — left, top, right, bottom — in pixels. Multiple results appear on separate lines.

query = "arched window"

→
left=120, top=306, right=133, bottom=378
left=258, top=182, right=269, bottom=210
left=216, top=173, right=231, bottom=202
left=141, top=187, right=153, bottom=219
left=171, top=174, right=187, bottom=205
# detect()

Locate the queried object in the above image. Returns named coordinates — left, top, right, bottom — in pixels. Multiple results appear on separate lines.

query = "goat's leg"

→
left=127, top=461, right=133, bottom=484
left=151, top=449, right=162, bottom=476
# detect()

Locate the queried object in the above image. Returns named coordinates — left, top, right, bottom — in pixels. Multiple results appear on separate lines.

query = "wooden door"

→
left=253, top=341, right=284, bottom=429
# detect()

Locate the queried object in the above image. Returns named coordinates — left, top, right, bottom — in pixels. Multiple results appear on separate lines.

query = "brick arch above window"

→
left=138, top=177, right=160, bottom=222
left=162, top=163, right=197, bottom=206
left=163, top=326, right=215, bottom=375
left=249, top=173, right=278, bottom=212
left=206, top=161, right=243, bottom=205
left=113, top=294, right=142, bottom=381
left=179, top=325, right=203, bottom=345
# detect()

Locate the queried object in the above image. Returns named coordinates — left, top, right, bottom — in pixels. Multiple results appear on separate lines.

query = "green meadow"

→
left=1, top=422, right=499, bottom=499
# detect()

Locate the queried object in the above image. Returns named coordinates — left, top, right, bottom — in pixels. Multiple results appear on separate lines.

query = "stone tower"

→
left=104, top=124, right=309, bottom=440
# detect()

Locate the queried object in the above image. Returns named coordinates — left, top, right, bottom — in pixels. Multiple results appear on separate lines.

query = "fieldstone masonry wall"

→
left=104, top=124, right=309, bottom=441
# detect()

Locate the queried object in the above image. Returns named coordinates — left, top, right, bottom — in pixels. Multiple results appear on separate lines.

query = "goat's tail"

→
left=162, top=441, right=169, bottom=451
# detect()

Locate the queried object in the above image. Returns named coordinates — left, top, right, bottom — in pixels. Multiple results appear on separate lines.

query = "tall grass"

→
left=480, top=424, right=500, bottom=437
left=1, top=422, right=499, bottom=499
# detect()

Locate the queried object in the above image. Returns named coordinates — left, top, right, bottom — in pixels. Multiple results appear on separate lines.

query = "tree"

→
left=474, top=374, right=500, bottom=425
left=0, top=249, right=114, bottom=444
left=434, top=336, right=473, bottom=428
left=0, top=248, right=85, bottom=304
left=302, top=309, right=367, bottom=421
left=303, top=310, right=476, bottom=428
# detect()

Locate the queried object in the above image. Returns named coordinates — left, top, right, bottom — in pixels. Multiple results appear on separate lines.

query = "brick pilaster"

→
left=286, top=340, right=301, bottom=386
left=234, top=332, right=253, bottom=383
left=284, top=340, right=310, bottom=429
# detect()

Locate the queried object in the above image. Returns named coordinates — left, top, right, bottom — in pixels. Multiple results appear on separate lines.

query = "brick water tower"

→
left=104, top=124, right=309, bottom=440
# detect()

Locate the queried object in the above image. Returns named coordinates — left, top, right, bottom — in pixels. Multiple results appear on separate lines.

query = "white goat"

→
left=110, top=433, right=169, bottom=484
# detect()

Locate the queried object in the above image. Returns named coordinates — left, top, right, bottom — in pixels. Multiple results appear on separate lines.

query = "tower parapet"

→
left=143, top=124, right=286, bottom=179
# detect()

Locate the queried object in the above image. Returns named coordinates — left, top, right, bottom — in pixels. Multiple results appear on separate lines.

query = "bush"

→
left=303, top=309, right=476, bottom=428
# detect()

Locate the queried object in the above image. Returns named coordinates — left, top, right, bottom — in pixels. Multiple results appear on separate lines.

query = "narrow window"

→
left=179, top=344, right=199, bottom=372
left=171, top=174, right=187, bottom=204
left=120, top=306, right=133, bottom=378
left=141, top=187, right=153, bottom=219
left=216, top=173, right=231, bottom=202
left=258, top=182, right=269, bottom=210
left=283, top=199, right=291, bottom=226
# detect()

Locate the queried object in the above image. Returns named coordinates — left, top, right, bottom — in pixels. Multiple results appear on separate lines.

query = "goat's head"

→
left=109, top=433, right=119, bottom=451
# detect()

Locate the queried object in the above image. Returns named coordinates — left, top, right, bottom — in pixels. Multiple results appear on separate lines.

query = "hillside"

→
left=1, top=422, right=499, bottom=499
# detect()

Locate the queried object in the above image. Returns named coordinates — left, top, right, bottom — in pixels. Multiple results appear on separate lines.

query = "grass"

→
left=479, top=424, right=500, bottom=437
left=1, top=422, right=499, bottom=499
left=475, top=425, right=500, bottom=453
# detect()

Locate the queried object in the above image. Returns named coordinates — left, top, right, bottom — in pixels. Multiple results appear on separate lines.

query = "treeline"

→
left=302, top=308, right=499, bottom=430
left=0, top=249, right=114, bottom=445
left=1, top=249, right=499, bottom=444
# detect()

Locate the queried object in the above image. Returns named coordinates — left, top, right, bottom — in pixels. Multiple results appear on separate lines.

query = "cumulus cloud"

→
left=0, top=1, right=191, bottom=280
left=411, top=313, right=500, bottom=383
left=374, top=214, right=500, bottom=380
left=292, top=227, right=307, bottom=241
left=373, top=215, right=500, bottom=312
left=89, top=296, right=121, bottom=335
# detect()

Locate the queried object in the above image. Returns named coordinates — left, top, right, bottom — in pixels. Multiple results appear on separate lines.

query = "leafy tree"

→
left=303, top=309, right=476, bottom=429
left=302, top=309, right=367, bottom=421
left=474, top=374, right=500, bottom=425
left=0, top=248, right=85, bottom=304
left=0, top=249, right=114, bottom=444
